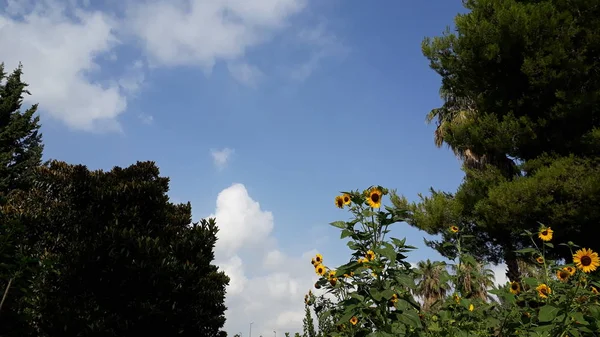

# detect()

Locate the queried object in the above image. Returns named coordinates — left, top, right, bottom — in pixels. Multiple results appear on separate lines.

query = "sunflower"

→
left=366, top=187, right=382, bottom=208
left=315, top=254, right=323, bottom=264
left=311, top=258, right=316, bottom=266
left=573, top=248, right=600, bottom=273
left=563, top=266, right=576, bottom=276
left=342, top=194, right=351, bottom=205
left=390, top=293, right=398, bottom=304
left=350, top=316, right=358, bottom=325
left=469, top=304, right=474, bottom=312
left=315, top=264, right=326, bottom=276
left=538, top=227, right=553, bottom=241
left=365, top=250, right=375, bottom=261
left=450, top=225, right=459, bottom=233
left=556, top=269, right=570, bottom=282
left=509, top=281, right=521, bottom=295
left=536, top=256, right=544, bottom=264
left=453, top=294, right=460, bottom=304
left=335, top=195, right=344, bottom=209
left=314, top=282, right=321, bottom=289
left=592, top=286, right=599, bottom=295
left=329, top=278, right=337, bottom=286
left=328, top=270, right=337, bottom=280
left=536, top=284, right=551, bottom=299
left=358, top=257, right=368, bottom=264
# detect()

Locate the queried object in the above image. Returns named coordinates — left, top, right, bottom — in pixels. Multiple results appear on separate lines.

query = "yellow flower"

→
left=573, top=248, right=600, bottom=273
left=329, top=278, right=337, bottom=286
left=556, top=269, right=570, bottom=282
left=366, top=187, right=382, bottom=208
left=350, top=271, right=355, bottom=277
left=357, top=257, right=368, bottom=264
left=536, top=256, right=544, bottom=264
left=468, top=304, right=474, bottom=312
left=365, top=250, right=375, bottom=261
left=315, top=254, right=323, bottom=264
left=390, top=293, right=398, bottom=303
left=349, top=316, right=358, bottom=326
left=563, top=266, right=576, bottom=276
left=315, top=264, right=326, bottom=276
left=509, top=281, right=521, bottom=295
left=453, top=294, right=460, bottom=304
left=335, top=195, right=344, bottom=209
left=328, top=270, right=337, bottom=279
left=372, top=272, right=377, bottom=277
left=449, top=225, right=459, bottom=233
left=592, top=286, right=599, bottom=295
left=342, top=194, right=351, bottom=205
left=536, top=284, right=551, bottom=299
left=538, top=227, right=553, bottom=241
left=311, top=258, right=316, bottom=266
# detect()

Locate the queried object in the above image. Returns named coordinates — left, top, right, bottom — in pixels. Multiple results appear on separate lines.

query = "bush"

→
left=304, top=186, right=600, bottom=337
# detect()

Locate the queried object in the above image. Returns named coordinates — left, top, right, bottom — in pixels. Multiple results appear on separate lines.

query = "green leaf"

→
left=515, top=248, right=537, bottom=254
left=522, top=277, right=539, bottom=287
left=340, top=229, right=353, bottom=239
left=369, top=288, right=383, bottom=302
left=571, top=311, right=588, bottom=325
left=329, top=221, right=346, bottom=229
left=395, top=273, right=416, bottom=288
left=538, top=304, right=560, bottom=322
left=544, top=242, right=554, bottom=248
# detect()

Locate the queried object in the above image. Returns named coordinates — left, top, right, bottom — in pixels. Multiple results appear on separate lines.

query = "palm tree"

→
left=453, top=259, right=496, bottom=302
left=413, top=260, right=451, bottom=312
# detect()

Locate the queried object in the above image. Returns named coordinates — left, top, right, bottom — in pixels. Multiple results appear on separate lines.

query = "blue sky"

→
left=2, top=0, right=494, bottom=335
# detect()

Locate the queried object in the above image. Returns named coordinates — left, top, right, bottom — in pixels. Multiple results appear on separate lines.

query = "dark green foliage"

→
left=302, top=302, right=316, bottom=337
left=3, top=160, right=229, bottom=337
left=0, top=62, right=44, bottom=335
left=399, top=0, right=600, bottom=280
left=0, top=62, right=43, bottom=200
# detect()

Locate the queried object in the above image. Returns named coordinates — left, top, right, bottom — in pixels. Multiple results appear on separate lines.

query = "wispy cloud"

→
left=211, top=148, right=235, bottom=170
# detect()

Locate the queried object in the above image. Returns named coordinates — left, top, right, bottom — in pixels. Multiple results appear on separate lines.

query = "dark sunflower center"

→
left=371, top=193, right=380, bottom=202
left=541, top=288, right=548, bottom=295
left=542, top=230, right=548, bottom=236
left=337, top=199, right=343, bottom=206
left=559, top=271, right=568, bottom=278
left=344, top=196, right=349, bottom=202
left=581, top=255, right=592, bottom=266
left=511, top=284, right=518, bottom=290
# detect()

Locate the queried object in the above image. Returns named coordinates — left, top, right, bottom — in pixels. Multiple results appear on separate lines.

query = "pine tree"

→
left=0, top=62, right=43, bottom=200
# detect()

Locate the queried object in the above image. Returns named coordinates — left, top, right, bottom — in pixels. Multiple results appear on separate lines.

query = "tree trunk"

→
left=504, top=248, right=521, bottom=282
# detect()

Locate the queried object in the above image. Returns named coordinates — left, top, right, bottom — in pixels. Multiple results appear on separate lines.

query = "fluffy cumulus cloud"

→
left=0, top=0, right=339, bottom=132
left=206, top=184, right=320, bottom=336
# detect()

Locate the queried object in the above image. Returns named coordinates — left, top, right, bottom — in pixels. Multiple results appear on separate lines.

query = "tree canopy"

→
left=394, top=0, right=600, bottom=281
left=2, top=160, right=229, bottom=337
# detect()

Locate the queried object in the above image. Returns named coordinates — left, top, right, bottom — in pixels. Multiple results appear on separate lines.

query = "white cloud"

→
left=491, top=263, right=509, bottom=287
left=206, top=184, right=320, bottom=336
left=124, top=0, right=307, bottom=70
left=1, top=0, right=335, bottom=132
left=228, top=62, right=263, bottom=87
left=288, top=22, right=348, bottom=81
left=211, top=148, right=235, bottom=170
left=0, top=2, right=127, bottom=132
